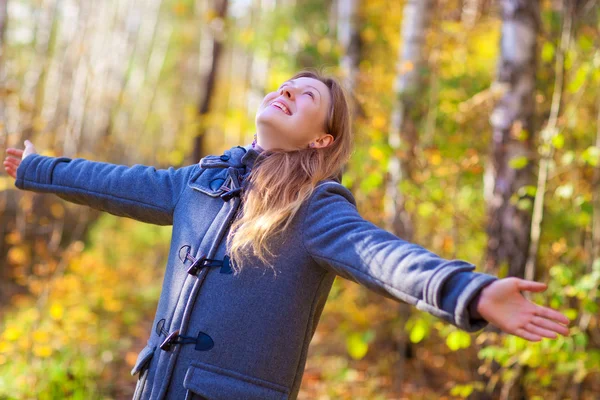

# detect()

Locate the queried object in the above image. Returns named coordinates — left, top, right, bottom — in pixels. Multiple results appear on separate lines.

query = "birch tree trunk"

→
left=0, top=0, right=8, bottom=287
left=484, top=0, right=540, bottom=279
left=479, top=2, right=540, bottom=399
left=336, top=0, right=361, bottom=113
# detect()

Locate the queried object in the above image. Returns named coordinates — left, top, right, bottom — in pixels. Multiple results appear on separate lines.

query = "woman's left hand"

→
left=476, top=277, right=571, bottom=341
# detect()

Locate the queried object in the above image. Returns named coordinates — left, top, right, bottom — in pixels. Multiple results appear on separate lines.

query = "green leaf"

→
left=584, top=301, right=598, bottom=314
left=446, top=330, right=471, bottom=351
left=509, top=156, right=529, bottom=170
left=541, top=42, right=555, bottom=63
left=551, top=133, right=565, bottom=149
left=450, top=384, right=474, bottom=398
left=567, top=64, right=590, bottom=93
left=417, top=202, right=436, bottom=217
left=518, top=185, right=537, bottom=197
left=409, top=319, right=429, bottom=344
left=516, top=198, right=533, bottom=211
left=573, top=332, right=588, bottom=348
left=561, top=151, right=575, bottom=165
left=555, top=184, right=573, bottom=199
left=564, top=308, right=578, bottom=321
left=578, top=34, right=594, bottom=52
left=582, top=146, right=600, bottom=166
left=346, top=332, right=369, bottom=360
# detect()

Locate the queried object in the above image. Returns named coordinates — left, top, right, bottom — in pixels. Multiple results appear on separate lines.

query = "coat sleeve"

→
left=14, top=153, right=198, bottom=226
left=301, top=181, right=498, bottom=332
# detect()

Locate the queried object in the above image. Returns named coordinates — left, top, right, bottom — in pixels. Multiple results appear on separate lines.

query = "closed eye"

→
left=305, top=92, right=314, bottom=99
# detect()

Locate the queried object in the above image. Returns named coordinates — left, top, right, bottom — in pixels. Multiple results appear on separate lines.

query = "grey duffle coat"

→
left=14, top=143, right=498, bottom=400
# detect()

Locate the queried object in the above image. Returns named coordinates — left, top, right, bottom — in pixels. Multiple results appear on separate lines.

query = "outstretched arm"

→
left=4, top=141, right=197, bottom=226
left=301, top=181, right=570, bottom=339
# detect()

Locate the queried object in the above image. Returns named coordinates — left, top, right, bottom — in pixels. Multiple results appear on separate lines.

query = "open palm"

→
left=3, top=140, right=37, bottom=179
left=477, top=277, right=570, bottom=341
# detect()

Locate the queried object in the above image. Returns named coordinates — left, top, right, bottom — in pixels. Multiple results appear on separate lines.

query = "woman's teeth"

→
left=271, top=102, right=291, bottom=115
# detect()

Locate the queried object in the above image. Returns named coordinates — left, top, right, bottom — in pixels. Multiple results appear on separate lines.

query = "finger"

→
left=4, top=162, right=19, bottom=173
left=3, top=165, right=16, bottom=179
left=525, top=322, right=557, bottom=339
left=514, top=327, right=542, bottom=342
left=531, top=315, right=570, bottom=336
left=535, top=306, right=571, bottom=326
left=3, top=159, right=18, bottom=168
left=517, top=279, right=547, bottom=292
left=4, top=156, right=21, bottom=161
left=24, top=140, right=36, bottom=150
left=6, top=148, right=24, bottom=156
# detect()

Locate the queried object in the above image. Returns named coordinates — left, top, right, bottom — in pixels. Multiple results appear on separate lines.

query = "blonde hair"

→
left=226, top=70, right=354, bottom=276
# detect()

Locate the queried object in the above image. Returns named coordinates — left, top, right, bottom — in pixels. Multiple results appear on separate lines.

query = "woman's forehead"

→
left=282, top=77, right=328, bottom=91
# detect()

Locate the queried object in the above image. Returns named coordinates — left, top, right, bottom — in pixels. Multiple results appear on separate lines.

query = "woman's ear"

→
left=316, top=134, right=334, bottom=148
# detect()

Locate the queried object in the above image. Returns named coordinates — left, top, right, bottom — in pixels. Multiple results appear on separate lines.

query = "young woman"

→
left=4, top=70, right=570, bottom=400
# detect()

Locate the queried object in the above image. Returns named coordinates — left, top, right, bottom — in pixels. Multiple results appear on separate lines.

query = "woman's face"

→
left=255, top=77, right=334, bottom=151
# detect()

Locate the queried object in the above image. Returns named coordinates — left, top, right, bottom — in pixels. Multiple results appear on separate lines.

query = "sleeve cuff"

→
left=440, top=270, right=498, bottom=331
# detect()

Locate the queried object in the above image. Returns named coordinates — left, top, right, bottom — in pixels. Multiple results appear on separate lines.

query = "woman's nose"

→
left=280, top=87, right=294, bottom=100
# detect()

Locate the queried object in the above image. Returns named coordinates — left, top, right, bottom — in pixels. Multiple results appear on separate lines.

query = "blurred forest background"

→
left=0, top=0, right=599, bottom=398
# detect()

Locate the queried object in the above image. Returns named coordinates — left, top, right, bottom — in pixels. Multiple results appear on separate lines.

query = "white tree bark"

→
left=485, top=0, right=540, bottom=278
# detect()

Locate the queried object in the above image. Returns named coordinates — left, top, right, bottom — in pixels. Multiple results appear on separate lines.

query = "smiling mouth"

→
left=270, top=101, right=292, bottom=115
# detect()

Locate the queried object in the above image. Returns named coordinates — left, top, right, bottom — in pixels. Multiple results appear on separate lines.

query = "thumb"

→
left=517, top=279, right=547, bottom=293
left=23, top=140, right=37, bottom=159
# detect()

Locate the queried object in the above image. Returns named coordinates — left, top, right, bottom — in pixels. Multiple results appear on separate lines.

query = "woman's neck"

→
left=252, top=141, right=265, bottom=153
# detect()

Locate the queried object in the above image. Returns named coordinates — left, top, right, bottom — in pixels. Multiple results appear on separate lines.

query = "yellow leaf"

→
left=372, top=114, right=386, bottom=130
left=33, top=345, right=53, bottom=358
left=5, top=231, right=22, bottom=245
left=7, top=246, right=29, bottom=265
left=429, top=152, right=442, bottom=166
left=4, top=327, right=21, bottom=341
left=399, top=60, right=414, bottom=74
left=33, top=330, right=50, bottom=343
left=50, top=203, right=65, bottom=218
left=369, top=146, right=385, bottom=161
left=50, top=303, right=64, bottom=320
left=104, top=299, right=123, bottom=312
left=317, top=38, right=331, bottom=55
left=442, top=236, right=454, bottom=253
left=172, top=2, right=187, bottom=16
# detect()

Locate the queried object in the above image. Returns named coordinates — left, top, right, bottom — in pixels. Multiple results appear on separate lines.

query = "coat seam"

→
left=174, top=164, right=199, bottom=210
left=300, top=181, right=343, bottom=270
left=20, top=179, right=172, bottom=213
left=310, top=250, right=420, bottom=305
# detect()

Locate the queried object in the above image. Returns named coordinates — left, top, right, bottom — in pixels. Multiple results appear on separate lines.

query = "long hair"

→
left=226, top=70, right=354, bottom=276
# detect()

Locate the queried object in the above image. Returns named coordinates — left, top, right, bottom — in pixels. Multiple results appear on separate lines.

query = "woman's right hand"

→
left=3, top=140, right=38, bottom=179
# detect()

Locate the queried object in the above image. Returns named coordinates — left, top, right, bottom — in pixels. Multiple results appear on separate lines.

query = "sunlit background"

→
left=1, top=0, right=600, bottom=398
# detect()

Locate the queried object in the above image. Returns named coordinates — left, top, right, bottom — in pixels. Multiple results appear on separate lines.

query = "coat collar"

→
left=198, top=144, right=260, bottom=172
left=198, top=143, right=342, bottom=184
